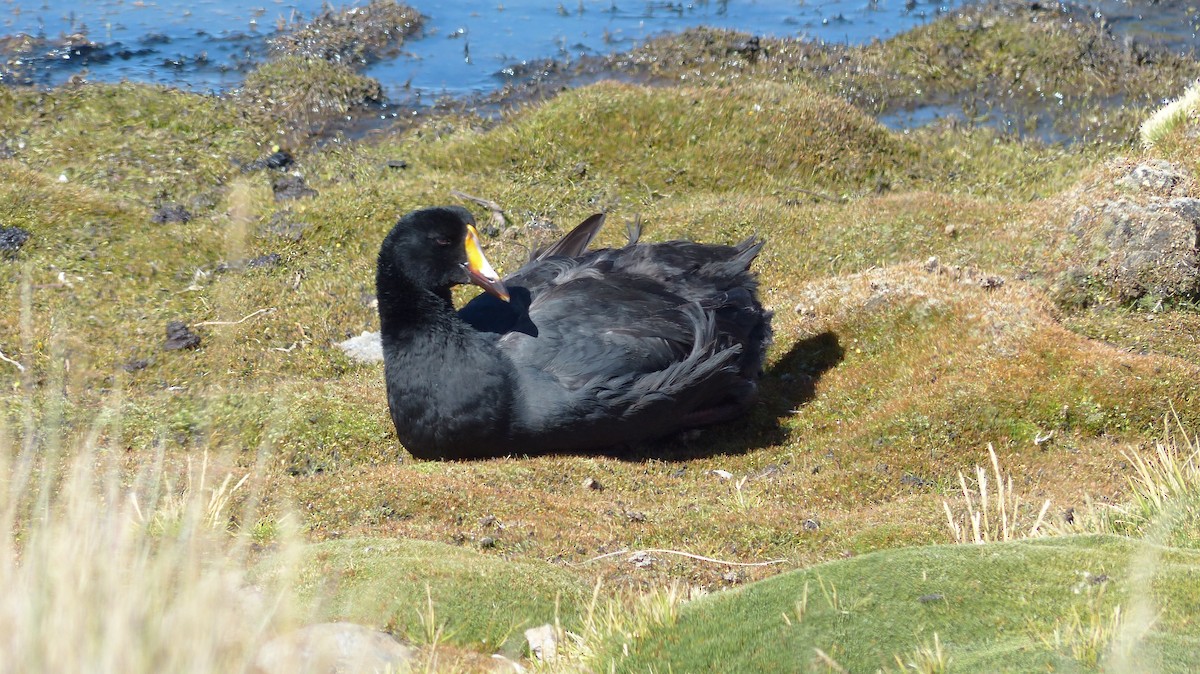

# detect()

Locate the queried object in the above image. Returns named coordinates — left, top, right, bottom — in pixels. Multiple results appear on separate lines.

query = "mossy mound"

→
left=617, top=535, right=1200, bottom=673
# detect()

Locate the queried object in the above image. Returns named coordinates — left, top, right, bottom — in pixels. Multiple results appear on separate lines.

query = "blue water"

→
left=1, top=0, right=958, bottom=97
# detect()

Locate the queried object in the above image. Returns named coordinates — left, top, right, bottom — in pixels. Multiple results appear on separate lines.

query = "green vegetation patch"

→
left=276, top=537, right=591, bottom=654
left=0, top=84, right=257, bottom=205
left=270, top=0, right=422, bottom=64
left=239, top=56, right=384, bottom=139
left=617, top=535, right=1200, bottom=673
left=609, top=5, right=1200, bottom=146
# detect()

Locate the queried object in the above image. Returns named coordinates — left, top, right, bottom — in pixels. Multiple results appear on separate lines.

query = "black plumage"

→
left=376, top=206, right=772, bottom=460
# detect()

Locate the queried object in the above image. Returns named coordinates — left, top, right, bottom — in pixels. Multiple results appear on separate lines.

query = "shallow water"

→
left=2, top=0, right=960, bottom=97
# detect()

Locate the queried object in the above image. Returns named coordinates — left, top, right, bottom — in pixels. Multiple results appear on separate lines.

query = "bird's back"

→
left=458, top=229, right=772, bottom=452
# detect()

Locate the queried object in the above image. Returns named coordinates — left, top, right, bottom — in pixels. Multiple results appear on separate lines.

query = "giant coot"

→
left=376, top=206, right=772, bottom=459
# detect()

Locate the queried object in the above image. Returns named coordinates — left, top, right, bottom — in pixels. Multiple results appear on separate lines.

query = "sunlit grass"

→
left=0, top=410, right=301, bottom=674
left=942, top=444, right=1051, bottom=544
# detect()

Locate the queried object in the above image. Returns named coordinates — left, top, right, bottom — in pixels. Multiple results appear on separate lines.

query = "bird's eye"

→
left=434, top=237, right=452, bottom=247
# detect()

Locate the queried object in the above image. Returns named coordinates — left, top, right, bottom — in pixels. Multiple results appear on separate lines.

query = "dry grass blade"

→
left=0, top=410, right=299, bottom=674
left=944, top=444, right=1050, bottom=544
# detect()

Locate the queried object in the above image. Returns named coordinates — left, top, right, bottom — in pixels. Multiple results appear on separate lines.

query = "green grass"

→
left=615, top=535, right=1200, bottom=673
left=272, top=537, right=591, bottom=655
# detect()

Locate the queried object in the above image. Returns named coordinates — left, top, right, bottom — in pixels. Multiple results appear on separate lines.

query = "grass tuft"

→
left=887, top=633, right=949, bottom=674
left=0, top=410, right=299, bottom=674
left=1140, top=80, right=1200, bottom=148
left=556, top=580, right=688, bottom=668
left=1040, top=587, right=1128, bottom=669
left=943, top=444, right=1051, bottom=544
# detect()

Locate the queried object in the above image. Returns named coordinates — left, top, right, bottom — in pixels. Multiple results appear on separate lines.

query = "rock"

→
left=121, top=358, right=150, bottom=372
left=0, top=225, right=30, bottom=254
left=1116, top=160, right=1188, bottom=196
left=336, top=331, right=383, bottom=363
left=479, top=536, right=496, bottom=548
left=151, top=203, right=192, bottom=224
left=273, top=174, right=319, bottom=201
left=164, top=321, right=201, bottom=351
left=253, top=622, right=415, bottom=674
left=245, top=149, right=295, bottom=172
left=386, top=159, right=408, bottom=170
left=524, top=624, right=558, bottom=662
left=582, top=476, right=603, bottom=490
left=248, top=253, right=282, bottom=269
left=978, top=275, right=1004, bottom=290
left=802, top=518, right=820, bottom=531
left=1069, top=197, right=1200, bottom=301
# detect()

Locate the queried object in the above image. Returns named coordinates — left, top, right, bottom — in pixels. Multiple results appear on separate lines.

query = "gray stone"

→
left=524, top=623, right=558, bottom=662
left=1116, top=160, right=1188, bottom=196
left=0, top=226, right=30, bottom=253
left=254, top=622, right=415, bottom=674
left=1062, top=196, right=1200, bottom=302
left=336, top=331, right=383, bottom=363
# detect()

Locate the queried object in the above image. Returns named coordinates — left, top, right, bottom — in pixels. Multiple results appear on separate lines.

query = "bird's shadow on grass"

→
left=598, top=330, right=846, bottom=462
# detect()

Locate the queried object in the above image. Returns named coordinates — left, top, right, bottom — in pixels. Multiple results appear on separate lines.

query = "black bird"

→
left=376, top=206, right=772, bottom=460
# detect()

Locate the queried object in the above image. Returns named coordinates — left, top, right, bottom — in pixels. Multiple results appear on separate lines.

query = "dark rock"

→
left=918, top=593, right=945, bottom=603
left=582, top=476, right=603, bottom=490
left=248, top=253, right=282, bottom=269
left=0, top=225, right=30, bottom=254
left=121, top=358, right=150, bottom=372
left=730, top=35, right=762, bottom=61
left=164, top=321, right=201, bottom=351
left=802, top=518, right=820, bottom=531
left=479, top=536, right=496, bottom=548
left=245, top=149, right=295, bottom=172
left=386, top=159, right=408, bottom=170
left=151, top=203, right=192, bottom=224
left=272, top=174, right=318, bottom=202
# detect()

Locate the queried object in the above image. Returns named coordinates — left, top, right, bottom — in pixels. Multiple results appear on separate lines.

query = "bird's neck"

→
left=376, top=261, right=458, bottom=337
